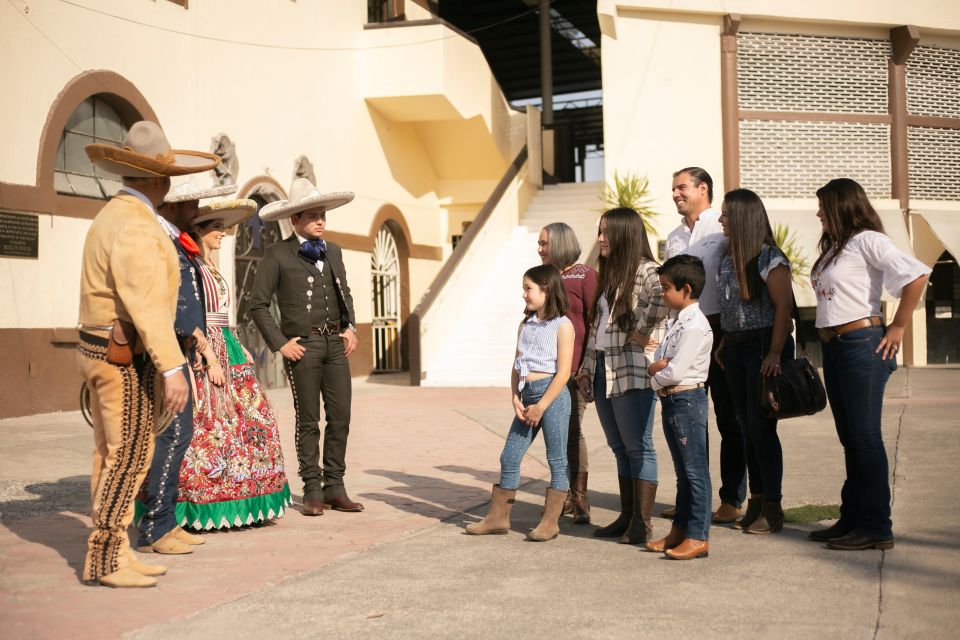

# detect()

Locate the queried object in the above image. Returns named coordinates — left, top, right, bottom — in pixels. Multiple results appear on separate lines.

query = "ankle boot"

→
left=746, top=500, right=784, bottom=535
left=665, top=538, right=709, bottom=560
left=594, top=475, right=633, bottom=538
left=466, top=485, right=516, bottom=535
left=528, top=488, right=567, bottom=541
left=733, top=494, right=763, bottom=530
left=644, top=525, right=685, bottom=552
left=570, top=472, right=591, bottom=524
left=621, top=479, right=657, bottom=544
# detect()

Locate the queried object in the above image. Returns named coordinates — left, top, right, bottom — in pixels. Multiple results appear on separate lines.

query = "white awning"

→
left=913, top=201, right=960, bottom=262
left=764, top=198, right=913, bottom=307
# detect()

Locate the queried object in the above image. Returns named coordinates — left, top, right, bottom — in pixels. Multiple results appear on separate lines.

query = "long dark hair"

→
left=723, top=189, right=775, bottom=301
left=524, top=264, right=569, bottom=320
left=813, top=178, right=885, bottom=272
left=594, top=207, right=656, bottom=332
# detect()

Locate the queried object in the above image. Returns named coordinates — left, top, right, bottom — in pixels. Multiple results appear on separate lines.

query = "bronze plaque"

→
left=0, top=212, right=39, bottom=258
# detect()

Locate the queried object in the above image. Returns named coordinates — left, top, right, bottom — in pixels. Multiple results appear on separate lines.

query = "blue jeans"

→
left=822, top=325, right=895, bottom=538
left=499, top=376, right=571, bottom=491
left=661, top=388, right=712, bottom=540
left=593, top=353, right=658, bottom=482
left=138, top=363, right=194, bottom=545
left=722, top=333, right=794, bottom=501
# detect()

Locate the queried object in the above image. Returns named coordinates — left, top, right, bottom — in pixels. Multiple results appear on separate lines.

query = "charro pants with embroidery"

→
left=78, top=336, right=157, bottom=581
left=137, top=362, right=194, bottom=546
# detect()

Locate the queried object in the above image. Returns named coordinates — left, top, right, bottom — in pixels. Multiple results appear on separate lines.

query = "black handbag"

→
left=757, top=298, right=827, bottom=420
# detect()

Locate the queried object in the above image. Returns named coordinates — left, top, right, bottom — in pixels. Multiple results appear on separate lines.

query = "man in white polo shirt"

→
left=662, top=167, right=744, bottom=524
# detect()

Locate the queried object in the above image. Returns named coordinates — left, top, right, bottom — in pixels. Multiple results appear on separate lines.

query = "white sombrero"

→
left=164, top=177, right=238, bottom=203
left=85, top=121, right=219, bottom=178
left=194, top=198, right=258, bottom=228
left=258, top=178, right=354, bottom=222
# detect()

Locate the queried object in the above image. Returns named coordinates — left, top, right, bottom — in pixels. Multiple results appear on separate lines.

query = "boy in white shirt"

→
left=645, top=255, right=713, bottom=560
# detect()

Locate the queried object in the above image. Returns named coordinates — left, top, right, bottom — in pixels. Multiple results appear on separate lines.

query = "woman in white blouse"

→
left=809, top=178, right=930, bottom=551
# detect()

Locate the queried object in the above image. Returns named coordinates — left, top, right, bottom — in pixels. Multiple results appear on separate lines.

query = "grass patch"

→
left=783, top=504, right=841, bottom=524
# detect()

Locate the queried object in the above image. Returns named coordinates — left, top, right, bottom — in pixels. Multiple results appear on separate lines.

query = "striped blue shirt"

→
left=514, top=315, right=571, bottom=390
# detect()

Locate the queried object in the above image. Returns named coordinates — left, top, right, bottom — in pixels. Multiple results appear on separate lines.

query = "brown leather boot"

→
left=570, top=472, right=591, bottom=524
left=746, top=500, right=784, bottom=534
left=644, top=525, right=685, bottom=552
left=621, top=479, right=657, bottom=544
left=465, top=485, right=516, bottom=535
left=594, top=475, right=633, bottom=537
left=733, top=495, right=763, bottom=530
left=528, top=488, right=566, bottom=541
left=659, top=505, right=676, bottom=519
left=711, top=502, right=741, bottom=524
left=665, top=538, right=709, bottom=560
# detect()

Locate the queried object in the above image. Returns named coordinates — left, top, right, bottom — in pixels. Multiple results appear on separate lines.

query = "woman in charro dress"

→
left=176, top=198, right=290, bottom=530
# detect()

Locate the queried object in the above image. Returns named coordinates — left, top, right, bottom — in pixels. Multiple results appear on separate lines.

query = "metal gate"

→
left=234, top=194, right=288, bottom=388
left=371, top=225, right=401, bottom=372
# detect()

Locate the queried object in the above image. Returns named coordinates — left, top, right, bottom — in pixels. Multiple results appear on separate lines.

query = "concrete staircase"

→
left=421, top=182, right=602, bottom=387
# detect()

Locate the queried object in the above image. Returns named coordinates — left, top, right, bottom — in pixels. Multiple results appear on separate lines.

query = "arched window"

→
left=372, top=224, right=402, bottom=372
left=54, top=95, right=127, bottom=199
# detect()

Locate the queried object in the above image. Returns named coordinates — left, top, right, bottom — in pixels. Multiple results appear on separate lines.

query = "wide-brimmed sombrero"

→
left=194, top=198, right=258, bottom=228
left=85, top=120, right=220, bottom=178
left=164, top=177, right=237, bottom=203
left=258, top=178, right=354, bottom=222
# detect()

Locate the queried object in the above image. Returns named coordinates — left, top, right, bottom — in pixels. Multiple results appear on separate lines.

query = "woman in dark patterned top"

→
left=577, top=208, right=668, bottom=545
left=538, top=222, right=598, bottom=524
left=716, top=189, right=794, bottom=536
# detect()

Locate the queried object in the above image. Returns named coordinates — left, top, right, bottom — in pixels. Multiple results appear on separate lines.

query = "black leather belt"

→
left=310, top=325, right=339, bottom=336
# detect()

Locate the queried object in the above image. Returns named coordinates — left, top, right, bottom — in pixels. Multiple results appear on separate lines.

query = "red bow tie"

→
left=179, top=232, right=200, bottom=257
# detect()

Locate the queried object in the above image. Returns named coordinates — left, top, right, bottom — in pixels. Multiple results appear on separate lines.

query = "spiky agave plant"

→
left=773, top=223, right=810, bottom=288
left=599, top=171, right=658, bottom=234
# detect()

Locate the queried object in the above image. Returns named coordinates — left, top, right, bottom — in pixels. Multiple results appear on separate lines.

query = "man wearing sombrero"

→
left=134, top=178, right=237, bottom=555
left=250, top=178, right=363, bottom=516
left=78, top=121, right=219, bottom=587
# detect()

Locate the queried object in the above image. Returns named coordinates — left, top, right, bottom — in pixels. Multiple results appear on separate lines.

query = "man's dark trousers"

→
left=285, top=333, right=351, bottom=502
left=707, top=314, right=746, bottom=509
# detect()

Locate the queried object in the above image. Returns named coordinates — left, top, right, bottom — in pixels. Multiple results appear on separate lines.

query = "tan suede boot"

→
left=137, top=529, right=193, bottom=555
left=527, top=488, right=566, bottom=541
left=465, top=485, right=516, bottom=535
left=173, top=526, right=205, bottom=545
left=125, top=549, right=167, bottom=576
left=97, top=566, right=158, bottom=588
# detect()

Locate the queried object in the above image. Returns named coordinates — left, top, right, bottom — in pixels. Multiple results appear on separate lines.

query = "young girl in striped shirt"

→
left=466, top=264, right=575, bottom=541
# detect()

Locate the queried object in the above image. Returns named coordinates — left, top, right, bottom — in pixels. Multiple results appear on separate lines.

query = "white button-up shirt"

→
left=651, top=302, right=713, bottom=391
left=665, top=208, right=726, bottom=316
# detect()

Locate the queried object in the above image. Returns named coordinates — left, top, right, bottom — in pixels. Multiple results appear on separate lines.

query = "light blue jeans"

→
left=593, top=352, right=658, bottom=482
left=499, top=376, right=571, bottom=491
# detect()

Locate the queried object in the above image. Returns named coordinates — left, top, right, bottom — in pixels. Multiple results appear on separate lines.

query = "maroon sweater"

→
left=561, top=263, right=598, bottom=372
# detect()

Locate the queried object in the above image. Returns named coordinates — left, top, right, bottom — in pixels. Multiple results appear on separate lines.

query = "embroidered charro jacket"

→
left=78, top=194, right=185, bottom=372
left=579, top=260, right=668, bottom=398
left=248, top=235, right=356, bottom=352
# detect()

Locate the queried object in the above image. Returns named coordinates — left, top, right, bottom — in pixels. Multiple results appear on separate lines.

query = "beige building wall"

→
left=600, top=0, right=960, bottom=366
left=0, top=0, right=524, bottom=417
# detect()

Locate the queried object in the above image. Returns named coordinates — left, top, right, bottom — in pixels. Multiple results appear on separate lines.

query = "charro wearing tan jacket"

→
left=77, top=121, right=218, bottom=588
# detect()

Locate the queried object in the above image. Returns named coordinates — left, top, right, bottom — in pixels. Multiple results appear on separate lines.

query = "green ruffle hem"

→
left=135, top=483, right=291, bottom=531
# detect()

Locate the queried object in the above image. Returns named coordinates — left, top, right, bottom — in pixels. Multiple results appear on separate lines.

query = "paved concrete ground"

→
left=1, top=369, right=958, bottom=639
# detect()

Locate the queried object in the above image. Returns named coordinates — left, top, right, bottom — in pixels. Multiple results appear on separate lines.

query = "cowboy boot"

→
left=746, top=500, right=784, bottom=535
left=711, top=502, right=741, bottom=524
left=571, top=472, right=591, bottom=524
left=621, top=480, right=657, bottom=544
left=594, top=475, right=633, bottom=538
left=136, top=529, right=193, bottom=555
left=97, top=566, right=158, bottom=588
left=528, top=488, right=567, bottom=541
left=172, top=526, right=205, bottom=546
left=124, top=549, right=167, bottom=577
left=465, top=485, right=516, bottom=535
left=665, top=538, right=710, bottom=560
left=733, top=494, right=763, bottom=530
left=644, top=525, right=685, bottom=552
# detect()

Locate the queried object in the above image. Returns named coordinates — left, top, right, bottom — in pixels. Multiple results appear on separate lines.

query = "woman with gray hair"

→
left=538, top=222, right=598, bottom=523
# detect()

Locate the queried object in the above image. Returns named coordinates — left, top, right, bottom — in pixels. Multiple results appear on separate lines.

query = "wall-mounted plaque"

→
left=0, top=212, right=39, bottom=258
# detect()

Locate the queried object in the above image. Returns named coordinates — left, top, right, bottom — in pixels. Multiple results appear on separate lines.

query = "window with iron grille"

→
left=54, top=96, right=126, bottom=199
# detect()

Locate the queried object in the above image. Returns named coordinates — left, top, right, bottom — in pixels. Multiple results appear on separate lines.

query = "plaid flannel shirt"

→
left=580, top=260, right=668, bottom=398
